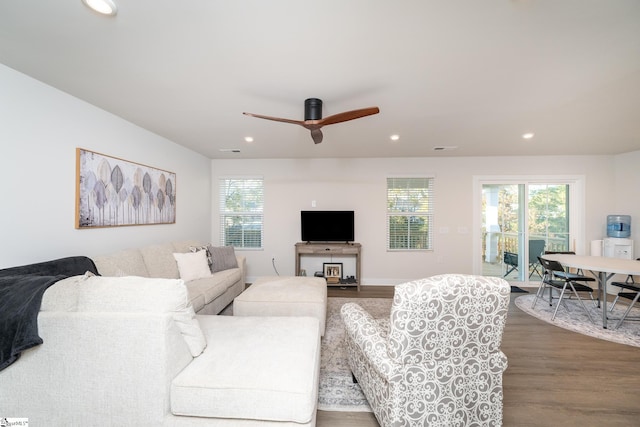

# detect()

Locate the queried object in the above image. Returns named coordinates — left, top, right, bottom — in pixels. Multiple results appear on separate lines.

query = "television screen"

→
left=301, top=210, right=354, bottom=242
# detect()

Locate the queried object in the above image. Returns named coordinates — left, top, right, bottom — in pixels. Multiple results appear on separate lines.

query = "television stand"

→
left=295, top=242, right=361, bottom=291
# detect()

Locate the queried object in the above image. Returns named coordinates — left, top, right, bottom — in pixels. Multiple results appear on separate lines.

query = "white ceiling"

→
left=1, top=0, right=639, bottom=159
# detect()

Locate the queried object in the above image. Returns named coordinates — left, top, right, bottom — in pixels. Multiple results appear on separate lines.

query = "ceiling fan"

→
left=243, top=98, right=380, bottom=144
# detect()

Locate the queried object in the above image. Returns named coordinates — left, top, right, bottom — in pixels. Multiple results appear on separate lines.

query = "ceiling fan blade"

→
left=243, top=112, right=305, bottom=126
left=318, top=107, right=380, bottom=126
left=310, top=128, right=323, bottom=144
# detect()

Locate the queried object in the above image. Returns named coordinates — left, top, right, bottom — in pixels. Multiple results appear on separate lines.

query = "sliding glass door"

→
left=476, top=177, right=582, bottom=283
left=482, top=184, right=523, bottom=280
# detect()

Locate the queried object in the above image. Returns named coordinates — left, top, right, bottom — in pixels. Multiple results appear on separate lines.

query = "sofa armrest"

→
left=0, top=311, right=192, bottom=425
left=340, top=302, right=397, bottom=380
left=236, top=255, right=246, bottom=288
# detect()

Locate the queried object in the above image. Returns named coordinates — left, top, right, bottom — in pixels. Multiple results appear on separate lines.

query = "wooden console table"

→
left=295, top=242, right=361, bottom=291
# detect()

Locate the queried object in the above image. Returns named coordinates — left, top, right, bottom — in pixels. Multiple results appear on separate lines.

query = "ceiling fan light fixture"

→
left=243, top=98, right=380, bottom=144
left=82, top=0, right=118, bottom=16
left=304, top=98, right=323, bottom=121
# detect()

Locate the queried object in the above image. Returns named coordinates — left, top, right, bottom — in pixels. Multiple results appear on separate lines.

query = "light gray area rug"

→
left=319, top=297, right=393, bottom=412
left=515, top=294, right=640, bottom=347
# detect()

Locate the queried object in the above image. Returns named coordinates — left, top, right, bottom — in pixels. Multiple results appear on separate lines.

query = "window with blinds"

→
left=219, top=178, right=263, bottom=249
left=387, top=177, right=434, bottom=250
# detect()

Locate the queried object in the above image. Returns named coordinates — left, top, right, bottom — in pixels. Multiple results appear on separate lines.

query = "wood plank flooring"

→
left=318, top=286, right=640, bottom=427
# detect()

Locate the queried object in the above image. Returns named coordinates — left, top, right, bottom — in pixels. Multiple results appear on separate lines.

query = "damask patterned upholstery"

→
left=340, top=274, right=511, bottom=427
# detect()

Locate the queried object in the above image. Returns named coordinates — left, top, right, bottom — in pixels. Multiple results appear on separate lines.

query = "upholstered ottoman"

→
left=234, top=276, right=327, bottom=336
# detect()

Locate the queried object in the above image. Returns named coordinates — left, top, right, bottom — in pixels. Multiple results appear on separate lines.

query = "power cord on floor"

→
left=272, top=257, right=280, bottom=276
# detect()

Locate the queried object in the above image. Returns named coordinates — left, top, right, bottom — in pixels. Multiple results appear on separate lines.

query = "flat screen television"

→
left=301, top=210, right=354, bottom=242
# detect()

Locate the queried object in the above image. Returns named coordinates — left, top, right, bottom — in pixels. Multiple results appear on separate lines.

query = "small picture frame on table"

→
left=323, top=262, right=343, bottom=284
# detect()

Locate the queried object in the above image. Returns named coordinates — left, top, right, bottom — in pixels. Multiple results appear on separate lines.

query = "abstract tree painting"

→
left=76, top=148, right=176, bottom=228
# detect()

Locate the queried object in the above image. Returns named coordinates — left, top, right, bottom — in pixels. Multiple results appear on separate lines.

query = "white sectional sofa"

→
left=0, top=273, right=321, bottom=426
left=93, top=240, right=245, bottom=315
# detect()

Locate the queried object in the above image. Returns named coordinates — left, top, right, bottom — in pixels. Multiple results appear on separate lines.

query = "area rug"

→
left=515, top=294, right=640, bottom=347
left=319, top=297, right=393, bottom=412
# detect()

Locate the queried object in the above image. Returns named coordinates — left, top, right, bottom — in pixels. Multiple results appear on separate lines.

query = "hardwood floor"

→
left=318, top=285, right=640, bottom=427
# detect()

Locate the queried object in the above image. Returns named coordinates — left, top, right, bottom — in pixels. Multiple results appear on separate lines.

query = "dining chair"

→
left=528, top=239, right=546, bottom=278
left=502, top=239, right=545, bottom=278
left=613, top=289, right=640, bottom=329
left=609, top=258, right=640, bottom=311
left=609, top=259, right=640, bottom=329
left=533, top=256, right=597, bottom=323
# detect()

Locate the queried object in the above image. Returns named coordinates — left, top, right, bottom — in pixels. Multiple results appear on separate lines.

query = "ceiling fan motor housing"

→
left=304, top=98, right=323, bottom=120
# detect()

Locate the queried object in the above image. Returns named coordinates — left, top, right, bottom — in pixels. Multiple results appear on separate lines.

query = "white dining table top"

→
left=542, top=254, right=640, bottom=276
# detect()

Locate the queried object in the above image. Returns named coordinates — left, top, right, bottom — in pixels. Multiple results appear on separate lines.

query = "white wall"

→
left=614, top=150, right=640, bottom=248
left=0, top=65, right=212, bottom=268
left=212, top=155, right=625, bottom=284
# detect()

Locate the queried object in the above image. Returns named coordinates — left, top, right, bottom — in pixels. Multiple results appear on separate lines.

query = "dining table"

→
left=542, top=254, right=640, bottom=328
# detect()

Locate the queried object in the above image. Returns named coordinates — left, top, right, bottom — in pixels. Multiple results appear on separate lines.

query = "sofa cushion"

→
left=93, top=248, right=150, bottom=277
left=140, top=243, right=180, bottom=279
left=187, top=268, right=241, bottom=305
left=207, top=245, right=238, bottom=273
left=186, top=291, right=206, bottom=313
left=173, top=251, right=212, bottom=282
left=171, top=315, right=320, bottom=423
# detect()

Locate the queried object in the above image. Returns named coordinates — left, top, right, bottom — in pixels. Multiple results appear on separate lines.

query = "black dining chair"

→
left=609, top=258, right=640, bottom=329
left=533, top=256, right=596, bottom=323
left=612, top=290, right=640, bottom=329
left=528, top=240, right=546, bottom=278
left=503, top=239, right=545, bottom=278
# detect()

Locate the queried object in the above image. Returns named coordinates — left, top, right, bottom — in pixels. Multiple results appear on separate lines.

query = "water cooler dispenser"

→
left=603, top=215, right=633, bottom=259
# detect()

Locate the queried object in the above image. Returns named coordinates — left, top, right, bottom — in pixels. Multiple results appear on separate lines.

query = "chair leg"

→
left=531, top=282, right=547, bottom=309
left=548, top=286, right=555, bottom=307
left=529, top=264, right=543, bottom=279
left=552, top=286, right=569, bottom=320
left=504, top=265, right=517, bottom=277
left=568, top=283, right=594, bottom=324
left=615, top=293, right=640, bottom=329
left=550, top=283, right=594, bottom=324
left=610, top=294, right=621, bottom=312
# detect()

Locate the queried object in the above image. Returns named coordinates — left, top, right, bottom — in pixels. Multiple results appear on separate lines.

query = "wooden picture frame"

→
left=323, top=262, right=343, bottom=284
left=75, top=148, right=176, bottom=228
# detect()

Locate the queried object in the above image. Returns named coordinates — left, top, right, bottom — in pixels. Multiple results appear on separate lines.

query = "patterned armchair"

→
left=340, top=274, right=511, bottom=427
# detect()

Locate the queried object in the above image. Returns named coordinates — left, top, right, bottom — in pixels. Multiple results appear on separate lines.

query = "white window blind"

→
left=387, top=177, right=434, bottom=250
left=219, top=178, right=263, bottom=249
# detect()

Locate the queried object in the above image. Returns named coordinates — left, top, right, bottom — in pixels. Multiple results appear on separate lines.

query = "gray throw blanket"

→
left=0, top=256, right=99, bottom=371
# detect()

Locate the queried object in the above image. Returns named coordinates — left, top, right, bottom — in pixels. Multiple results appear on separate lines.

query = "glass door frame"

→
left=472, top=175, right=586, bottom=281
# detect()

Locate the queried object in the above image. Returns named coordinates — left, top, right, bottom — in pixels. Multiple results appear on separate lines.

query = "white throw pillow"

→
left=173, top=251, right=212, bottom=282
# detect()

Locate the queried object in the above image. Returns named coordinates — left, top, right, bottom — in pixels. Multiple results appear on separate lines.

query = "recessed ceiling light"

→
left=522, top=132, right=535, bottom=139
left=390, top=134, right=400, bottom=141
left=81, top=0, right=118, bottom=16
left=244, top=136, right=254, bottom=143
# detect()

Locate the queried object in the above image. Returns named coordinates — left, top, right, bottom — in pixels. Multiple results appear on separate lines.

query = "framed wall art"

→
left=76, top=148, right=176, bottom=228
left=323, top=262, right=343, bottom=284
